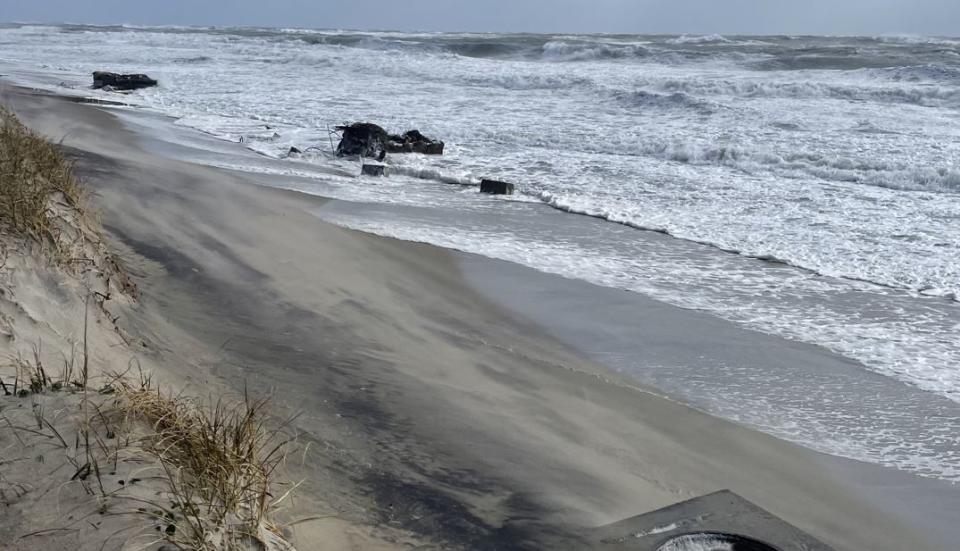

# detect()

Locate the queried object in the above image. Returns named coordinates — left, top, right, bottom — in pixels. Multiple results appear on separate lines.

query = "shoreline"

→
left=2, top=83, right=958, bottom=550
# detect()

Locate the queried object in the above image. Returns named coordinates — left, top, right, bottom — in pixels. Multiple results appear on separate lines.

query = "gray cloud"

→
left=6, top=0, right=960, bottom=35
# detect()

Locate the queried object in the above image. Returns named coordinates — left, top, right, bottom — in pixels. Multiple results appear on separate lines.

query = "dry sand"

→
left=0, top=84, right=952, bottom=550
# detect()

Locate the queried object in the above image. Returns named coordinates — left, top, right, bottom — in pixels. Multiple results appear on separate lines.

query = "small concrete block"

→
left=480, top=179, right=514, bottom=195
left=361, top=164, right=387, bottom=177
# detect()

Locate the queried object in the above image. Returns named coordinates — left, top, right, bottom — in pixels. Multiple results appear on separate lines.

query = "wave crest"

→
left=172, top=55, right=212, bottom=64
left=613, top=90, right=718, bottom=113
left=655, top=77, right=960, bottom=107
left=638, top=141, right=960, bottom=192
left=667, top=34, right=731, bottom=44
left=880, top=64, right=960, bottom=83
left=541, top=40, right=649, bottom=61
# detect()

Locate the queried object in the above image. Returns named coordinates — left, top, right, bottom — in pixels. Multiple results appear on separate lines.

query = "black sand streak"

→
left=364, top=471, right=565, bottom=551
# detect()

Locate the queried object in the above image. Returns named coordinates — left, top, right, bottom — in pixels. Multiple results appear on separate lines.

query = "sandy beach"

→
left=2, top=83, right=958, bottom=550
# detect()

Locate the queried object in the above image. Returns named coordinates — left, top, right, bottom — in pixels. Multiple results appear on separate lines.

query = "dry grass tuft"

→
left=1, top=340, right=88, bottom=398
left=0, top=105, right=87, bottom=255
left=114, top=373, right=296, bottom=550
left=0, top=104, right=136, bottom=299
left=2, top=361, right=299, bottom=550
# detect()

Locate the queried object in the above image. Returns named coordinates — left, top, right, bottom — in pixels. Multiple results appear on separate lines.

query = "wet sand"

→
left=2, top=83, right=956, bottom=550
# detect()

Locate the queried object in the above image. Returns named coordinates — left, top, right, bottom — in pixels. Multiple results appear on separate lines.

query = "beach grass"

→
left=3, top=354, right=298, bottom=550
left=112, top=372, right=296, bottom=550
left=0, top=105, right=88, bottom=257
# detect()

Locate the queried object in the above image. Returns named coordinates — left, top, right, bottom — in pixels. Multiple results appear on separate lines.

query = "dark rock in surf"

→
left=335, top=123, right=391, bottom=160
left=92, top=71, right=158, bottom=91
left=480, top=179, right=514, bottom=195
left=286, top=146, right=302, bottom=157
left=385, top=129, right=445, bottom=155
left=335, top=122, right=444, bottom=160
left=401, top=129, right=429, bottom=143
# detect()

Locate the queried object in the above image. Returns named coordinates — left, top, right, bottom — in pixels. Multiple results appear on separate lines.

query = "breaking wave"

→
left=536, top=189, right=960, bottom=301
left=541, top=40, right=650, bottom=61
left=465, top=72, right=596, bottom=91
left=172, top=55, right=212, bottom=64
left=878, top=64, right=960, bottom=83
left=631, top=140, right=960, bottom=193
left=875, top=34, right=960, bottom=47
left=667, top=34, right=731, bottom=44
left=613, top=90, right=719, bottom=113
left=654, top=77, right=960, bottom=107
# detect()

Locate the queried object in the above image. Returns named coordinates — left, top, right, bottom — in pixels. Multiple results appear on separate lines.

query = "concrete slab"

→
left=587, top=490, right=835, bottom=550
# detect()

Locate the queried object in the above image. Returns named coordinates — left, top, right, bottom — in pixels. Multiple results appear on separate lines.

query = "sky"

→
left=5, top=0, right=960, bottom=36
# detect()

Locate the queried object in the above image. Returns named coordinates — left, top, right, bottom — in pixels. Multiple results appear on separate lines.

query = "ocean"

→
left=1, top=23, right=958, bottom=482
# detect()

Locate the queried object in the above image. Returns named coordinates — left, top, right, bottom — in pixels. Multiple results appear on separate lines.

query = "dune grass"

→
left=113, top=373, right=297, bottom=550
left=0, top=105, right=87, bottom=254
left=2, top=355, right=298, bottom=550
